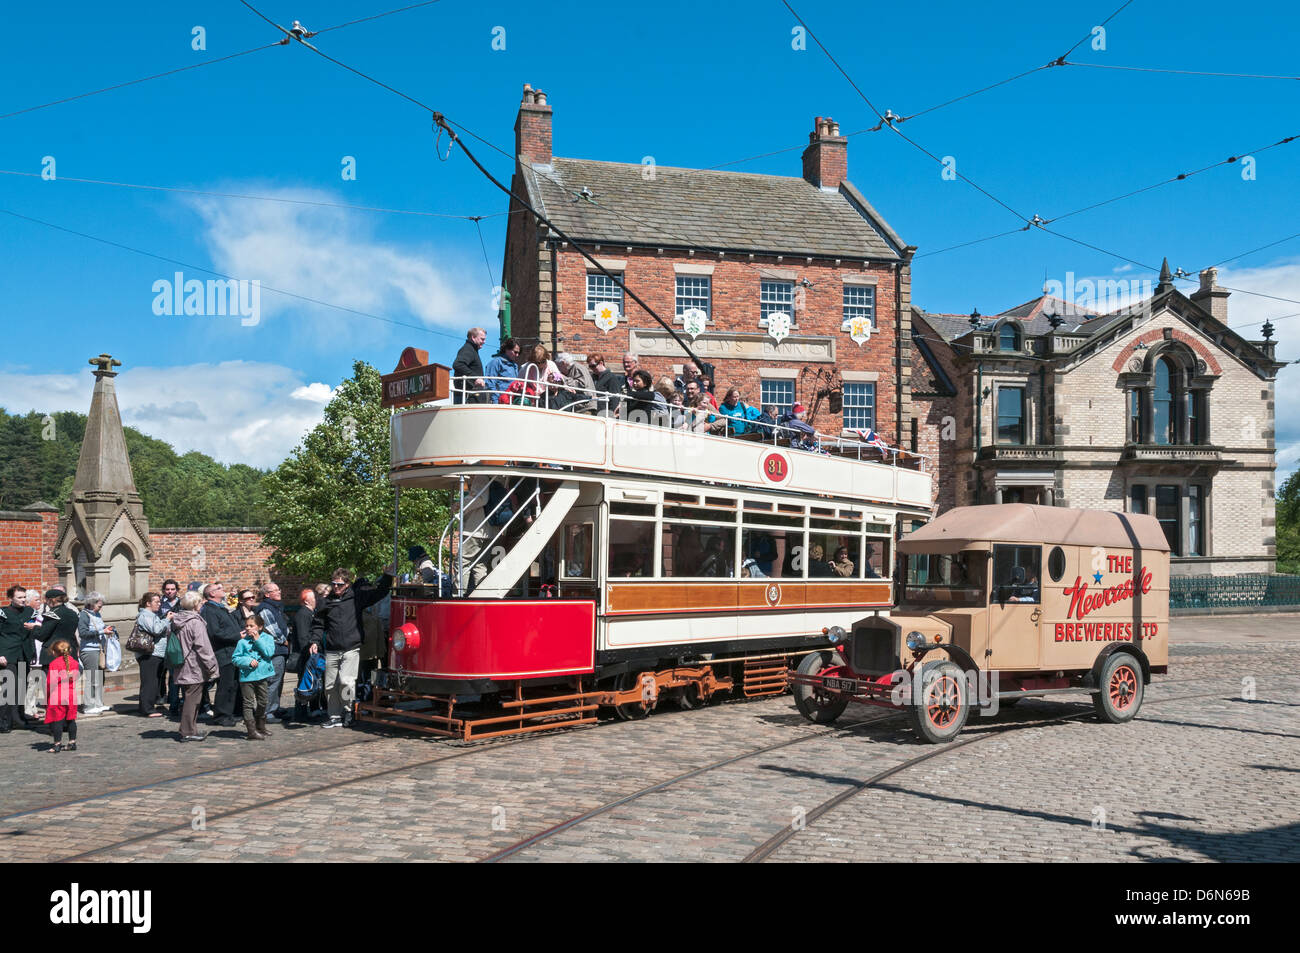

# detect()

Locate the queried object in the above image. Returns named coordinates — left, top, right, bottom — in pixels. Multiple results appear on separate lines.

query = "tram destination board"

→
left=382, top=347, right=450, bottom=409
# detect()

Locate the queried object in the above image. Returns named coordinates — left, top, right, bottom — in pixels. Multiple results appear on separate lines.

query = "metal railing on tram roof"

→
left=424, top=373, right=932, bottom=469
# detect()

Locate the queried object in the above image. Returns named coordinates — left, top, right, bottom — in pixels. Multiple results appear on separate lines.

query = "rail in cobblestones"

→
left=743, top=688, right=1245, bottom=862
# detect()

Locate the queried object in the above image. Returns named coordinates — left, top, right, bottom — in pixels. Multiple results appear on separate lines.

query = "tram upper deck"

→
left=389, top=397, right=933, bottom=512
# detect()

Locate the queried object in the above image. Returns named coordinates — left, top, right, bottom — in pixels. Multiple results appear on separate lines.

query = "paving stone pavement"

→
left=1, top=639, right=1295, bottom=862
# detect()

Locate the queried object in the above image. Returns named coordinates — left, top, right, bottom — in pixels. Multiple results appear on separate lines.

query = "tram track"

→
left=742, top=688, right=1248, bottom=862
left=29, top=672, right=1283, bottom=862
left=51, top=733, right=533, bottom=862
left=0, top=734, right=386, bottom=824
left=481, top=679, right=1278, bottom=862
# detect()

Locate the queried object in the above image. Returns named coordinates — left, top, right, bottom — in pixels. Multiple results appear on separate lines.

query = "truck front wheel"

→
left=907, top=660, right=970, bottom=744
left=793, top=651, right=849, bottom=724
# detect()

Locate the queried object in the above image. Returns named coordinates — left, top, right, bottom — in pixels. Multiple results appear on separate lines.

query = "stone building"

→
left=914, top=264, right=1284, bottom=575
left=501, top=84, right=916, bottom=443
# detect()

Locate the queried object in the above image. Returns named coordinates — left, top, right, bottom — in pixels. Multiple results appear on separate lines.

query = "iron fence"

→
left=1170, top=573, right=1300, bottom=613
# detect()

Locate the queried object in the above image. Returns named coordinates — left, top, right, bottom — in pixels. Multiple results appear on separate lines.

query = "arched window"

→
left=1152, top=357, right=1174, bottom=445
left=999, top=323, right=1021, bottom=351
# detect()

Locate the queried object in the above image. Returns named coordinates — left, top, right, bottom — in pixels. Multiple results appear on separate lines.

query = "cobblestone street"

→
left=3, top=620, right=1297, bottom=863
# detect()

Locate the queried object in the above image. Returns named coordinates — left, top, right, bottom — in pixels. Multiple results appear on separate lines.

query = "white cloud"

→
left=291, top=382, right=336, bottom=403
left=184, top=188, right=494, bottom=335
left=0, top=361, right=330, bottom=469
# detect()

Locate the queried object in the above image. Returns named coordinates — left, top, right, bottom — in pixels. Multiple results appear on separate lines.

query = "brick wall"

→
left=0, top=513, right=308, bottom=598
left=147, top=529, right=309, bottom=595
left=0, top=508, right=59, bottom=590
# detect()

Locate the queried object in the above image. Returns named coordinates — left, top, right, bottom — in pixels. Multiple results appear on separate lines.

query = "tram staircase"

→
left=359, top=476, right=593, bottom=740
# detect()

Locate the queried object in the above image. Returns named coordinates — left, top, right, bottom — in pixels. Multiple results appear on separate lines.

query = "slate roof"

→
left=518, top=157, right=904, bottom=261
left=918, top=295, right=1102, bottom=341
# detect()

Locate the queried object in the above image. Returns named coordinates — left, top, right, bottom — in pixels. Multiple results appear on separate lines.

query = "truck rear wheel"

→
left=1094, top=653, right=1143, bottom=723
left=793, top=650, right=848, bottom=724
left=907, top=660, right=969, bottom=744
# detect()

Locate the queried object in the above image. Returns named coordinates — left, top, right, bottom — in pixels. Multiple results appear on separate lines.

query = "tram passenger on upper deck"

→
left=626, top=370, right=661, bottom=420
left=710, top=387, right=762, bottom=436
left=484, top=337, right=521, bottom=396
left=555, top=352, right=597, bottom=413
left=521, top=345, right=564, bottom=408
left=453, top=327, right=488, bottom=403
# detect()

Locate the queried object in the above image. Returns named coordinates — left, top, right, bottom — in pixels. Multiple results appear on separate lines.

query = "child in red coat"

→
left=44, top=639, right=80, bottom=752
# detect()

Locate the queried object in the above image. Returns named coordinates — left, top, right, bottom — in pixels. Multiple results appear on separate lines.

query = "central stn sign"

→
left=382, top=347, right=450, bottom=409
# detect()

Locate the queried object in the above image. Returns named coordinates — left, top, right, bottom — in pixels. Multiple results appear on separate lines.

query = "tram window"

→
left=609, top=519, right=655, bottom=577
left=663, top=523, right=735, bottom=578
left=778, top=504, right=805, bottom=515
left=862, top=539, right=889, bottom=579
left=839, top=510, right=863, bottom=521
left=663, top=503, right=737, bottom=524
left=665, top=492, right=699, bottom=504
left=741, top=528, right=800, bottom=578
left=806, top=532, right=850, bottom=578
left=811, top=518, right=862, bottom=534
left=704, top=497, right=737, bottom=509
left=610, top=501, right=656, bottom=518
left=992, top=544, right=1042, bottom=604
left=562, top=523, right=594, bottom=579
left=811, top=506, right=835, bottom=517
left=743, top=500, right=773, bottom=512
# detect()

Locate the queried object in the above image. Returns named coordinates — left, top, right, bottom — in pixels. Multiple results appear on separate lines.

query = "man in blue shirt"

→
left=484, top=338, right=521, bottom=397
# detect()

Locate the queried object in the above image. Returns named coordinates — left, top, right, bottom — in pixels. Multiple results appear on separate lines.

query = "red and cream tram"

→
left=357, top=355, right=933, bottom=740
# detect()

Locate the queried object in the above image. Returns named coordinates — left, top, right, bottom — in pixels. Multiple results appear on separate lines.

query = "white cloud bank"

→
left=0, top=361, right=333, bottom=470
left=187, top=187, right=495, bottom=335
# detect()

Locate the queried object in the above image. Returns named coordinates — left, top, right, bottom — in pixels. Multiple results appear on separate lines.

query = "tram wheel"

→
left=906, top=660, right=969, bottom=744
left=614, top=672, right=654, bottom=721
left=1093, top=654, right=1143, bottom=724
left=793, top=650, right=849, bottom=724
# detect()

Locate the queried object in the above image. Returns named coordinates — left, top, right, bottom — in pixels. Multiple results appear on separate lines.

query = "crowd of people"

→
left=0, top=564, right=394, bottom=750
left=451, top=327, right=824, bottom=446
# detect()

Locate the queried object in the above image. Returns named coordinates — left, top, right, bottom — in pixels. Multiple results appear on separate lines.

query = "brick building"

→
left=501, top=84, right=915, bottom=444
left=913, top=264, right=1285, bottom=575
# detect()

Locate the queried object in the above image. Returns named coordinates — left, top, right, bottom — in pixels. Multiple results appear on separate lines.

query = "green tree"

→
left=260, top=361, right=450, bottom=580
left=1277, top=470, right=1300, bottom=574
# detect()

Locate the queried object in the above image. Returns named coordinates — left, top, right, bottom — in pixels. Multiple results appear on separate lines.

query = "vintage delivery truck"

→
left=790, top=504, right=1171, bottom=742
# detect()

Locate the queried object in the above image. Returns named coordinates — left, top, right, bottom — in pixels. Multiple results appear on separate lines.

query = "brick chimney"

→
left=1190, top=266, right=1230, bottom=324
left=802, top=116, right=847, bottom=189
left=515, top=83, right=552, bottom=166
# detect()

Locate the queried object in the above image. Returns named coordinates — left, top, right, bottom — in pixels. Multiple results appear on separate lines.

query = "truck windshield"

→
left=902, top=551, right=987, bottom=607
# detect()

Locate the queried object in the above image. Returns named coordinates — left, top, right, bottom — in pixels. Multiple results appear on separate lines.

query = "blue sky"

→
left=1, top=0, right=1296, bottom=472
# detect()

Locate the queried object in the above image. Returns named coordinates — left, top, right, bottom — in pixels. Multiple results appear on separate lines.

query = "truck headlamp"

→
left=823, top=625, right=847, bottom=643
left=905, top=631, right=928, bottom=652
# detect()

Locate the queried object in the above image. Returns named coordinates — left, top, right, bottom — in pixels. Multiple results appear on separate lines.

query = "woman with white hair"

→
left=23, top=589, right=45, bottom=721
left=76, top=593, right=114, bottom=714
left=170, top=589, right=219, bottom=741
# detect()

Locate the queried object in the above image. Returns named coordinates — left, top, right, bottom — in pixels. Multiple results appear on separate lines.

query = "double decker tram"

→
left=358, top=361, right=934, bottom=740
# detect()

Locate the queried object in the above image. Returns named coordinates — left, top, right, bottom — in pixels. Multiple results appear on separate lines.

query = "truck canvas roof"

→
left=897, top=504, right=1170, bottom=554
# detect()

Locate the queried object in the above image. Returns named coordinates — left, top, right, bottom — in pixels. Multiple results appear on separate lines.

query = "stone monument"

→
left=52, top=354, right=153, bottom=625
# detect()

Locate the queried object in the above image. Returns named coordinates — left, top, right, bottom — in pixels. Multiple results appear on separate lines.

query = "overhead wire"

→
left=1, top=0, right=452, bottom=122
left=0, top=41, right=284, bottom=121
left=0, top=168, right=507, bottom=220
left=1064, top=62, right=1300, bottom=81
left=0, top=206, right=465, bottom=341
